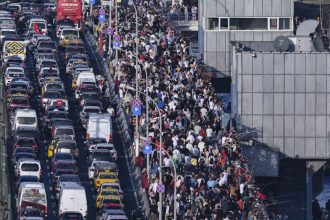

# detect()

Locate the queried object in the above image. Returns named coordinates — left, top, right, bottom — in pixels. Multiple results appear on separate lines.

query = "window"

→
left=279, top=18, right=291, bottom=30
left=269, top=18, right=278, bottom=30
left=230, top=18, right=268, bottom=30
left=220, top=18, right=229, bottom=30
left=206, top=17, right=293, bottom=31
left=207, top=18, right=219, bottom=30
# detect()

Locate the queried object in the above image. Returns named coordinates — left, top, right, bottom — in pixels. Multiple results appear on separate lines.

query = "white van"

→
left=58, top=182, right=87, bottom=218
left=86, top=114, right=113, bottom=143
left=76, top=71, right=96, bottom=88
left=17, top=182, right=47, bottom=217
left=12, top=109, right=37, bottom=132
left=15, top=159, right=41, bottom=179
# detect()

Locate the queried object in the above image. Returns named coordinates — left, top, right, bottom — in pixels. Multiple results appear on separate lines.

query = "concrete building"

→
left=198, top=1, right=330, bottom=219
left=198, top=0, right=295, bottom=75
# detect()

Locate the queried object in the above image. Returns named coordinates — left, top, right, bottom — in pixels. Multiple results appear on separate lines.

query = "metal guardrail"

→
left=82, top=27, right=150, bottom=218
left=0, top=68, right=10, bottom=219
left=169, top=12, right=198, bottom=21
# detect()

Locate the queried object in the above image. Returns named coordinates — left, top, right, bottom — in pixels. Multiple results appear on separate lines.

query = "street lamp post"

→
left=108, top=0, right=112, bottom=57
left=128, top=0, right=139, bottom=159
left=139, top=137, right=177, bottom=220
left=125, top=86, right=164, bottom=220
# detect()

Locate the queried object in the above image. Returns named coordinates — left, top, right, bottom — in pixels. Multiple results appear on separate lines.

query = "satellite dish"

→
left=296, top=19, right=319, bottom=36
left=273, top=36, right=290, bottom=52
left=313, top=36, right=325, bottom=52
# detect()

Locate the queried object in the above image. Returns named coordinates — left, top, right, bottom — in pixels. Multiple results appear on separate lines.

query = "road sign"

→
left=107, top=28, right=114, bottom=35
left=103, top=0, right=113, bottom=6
left=143, top=145, right=152, bottom=155
left=113, top=34, right=120, bottom=41
left=132, top=105, right=141, bottom=116
left=99, top=14, right=106, bottom=22
left=90, top=0, right=95, bottom=5
left=113, top=41, right=121, bottom=48
left=132, top=98, right=140, bottom=107
left=156, top=184, right=165, bottom=193
left=99, top=8, right=105, bottom=15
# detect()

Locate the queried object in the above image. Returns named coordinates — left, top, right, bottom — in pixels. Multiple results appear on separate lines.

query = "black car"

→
left=13, top=127, right=40, bottom=145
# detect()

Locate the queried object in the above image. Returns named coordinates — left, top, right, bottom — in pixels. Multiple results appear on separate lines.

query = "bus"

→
left=56, top=0, right=83, bottom=29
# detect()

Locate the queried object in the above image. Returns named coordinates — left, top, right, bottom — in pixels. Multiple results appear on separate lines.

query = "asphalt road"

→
left=7, top=14, right=139, bottom=220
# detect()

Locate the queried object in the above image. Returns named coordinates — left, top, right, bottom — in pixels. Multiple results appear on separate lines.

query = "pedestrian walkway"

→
left=86, top=1, right=269, bottom=219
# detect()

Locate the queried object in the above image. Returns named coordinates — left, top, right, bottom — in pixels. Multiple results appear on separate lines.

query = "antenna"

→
left=273, top=36, right=290, bottom=52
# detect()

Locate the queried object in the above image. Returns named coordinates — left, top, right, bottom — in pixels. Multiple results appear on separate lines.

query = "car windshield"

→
left=15, top=153, right=34, bottom=160
left=19, top=175, right=39, bottom=182
left=34, top=23, right=46, bottom=29
left=15, top=147, right=33, bottom=154
left=48, top=112, right=67, bottom=119
left=8, top=72, right=24, bottom=78
left=23, top=208, right=42, bottom=217
left=46, top=84, right=62, bottom=90
left=102, top=199, right=120, bottom=205
left=21, top=163, right=39, bottom=171
left=16, top=138, right=35, bottom=145
left=90, top=139, right=106, bottom=145
left=56, top=162, right=74, bottom=170
left=56, top=128, right=74, bottom=136
left=60, top=175, right=79, bottom=183
left=53, top=120, right=72, bottom=127
left=62, top=30, right=78, bottom=36
left=39, top=42, right=56, bottom=49
left=1, top=30, right=15, bottom=35
left=44, top=91, right=62, bottom=98
left=84, top=108, right=100, bottom=113
left=17, top=117, right=35, bottom=125
left=101, top=190, right=119, bottom=196
left=100, top=173, right=116, bottom=179
left=54, top=153, right=72, bottom=160
left=12, top=98, right=29, bottom=105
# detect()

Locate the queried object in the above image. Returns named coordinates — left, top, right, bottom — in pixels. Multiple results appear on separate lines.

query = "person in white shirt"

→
left=206, top=125, right=213, bottom=138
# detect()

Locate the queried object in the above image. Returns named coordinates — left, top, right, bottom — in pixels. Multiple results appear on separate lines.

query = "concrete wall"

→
left=236, top=51, right=330, bottom=159
left=198, top=0, right=295, bottom=75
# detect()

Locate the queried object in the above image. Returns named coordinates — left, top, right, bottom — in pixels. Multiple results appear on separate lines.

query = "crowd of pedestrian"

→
left=87, top=0, right=269, bottom=219
left=168, top=2, right=198, bottom=21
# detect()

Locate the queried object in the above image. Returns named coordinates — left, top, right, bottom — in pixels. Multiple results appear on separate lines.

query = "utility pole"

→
left=108, top=0, right=112, bottom=58
left=115, top=0, right=118, bottom=75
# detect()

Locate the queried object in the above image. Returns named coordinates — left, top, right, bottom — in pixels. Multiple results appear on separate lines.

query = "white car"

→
left=4, top=66, right=25, bottom=86
left=0, top=28, right=16, bottom=40
left=15, top=159, right=41, bottom=179
left=94, top=143, right=117, bottom=161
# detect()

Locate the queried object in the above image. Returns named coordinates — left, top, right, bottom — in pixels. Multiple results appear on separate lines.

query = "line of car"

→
left=4, top=4, right=129, bottom=220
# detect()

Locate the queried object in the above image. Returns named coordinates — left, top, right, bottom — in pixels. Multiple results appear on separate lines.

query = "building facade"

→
left=234, top=51, right=330, bottom=159
left=198, top=0, right=295, bottom=75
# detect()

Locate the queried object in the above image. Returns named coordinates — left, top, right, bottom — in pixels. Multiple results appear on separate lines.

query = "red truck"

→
left=56, top=0, right=83, bottom=29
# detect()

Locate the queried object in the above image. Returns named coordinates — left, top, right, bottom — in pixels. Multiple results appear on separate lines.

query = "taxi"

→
left=47, top=136, right=73, bottom=158
left=96, top=195, right=123, bottom=210
left=94, top=171, right=118, bottom=188
left=96, top=189, right=121, bottom=208
left=60, top=35, right=81, bottom=48
left=41, top=82, right=64, bottom=96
